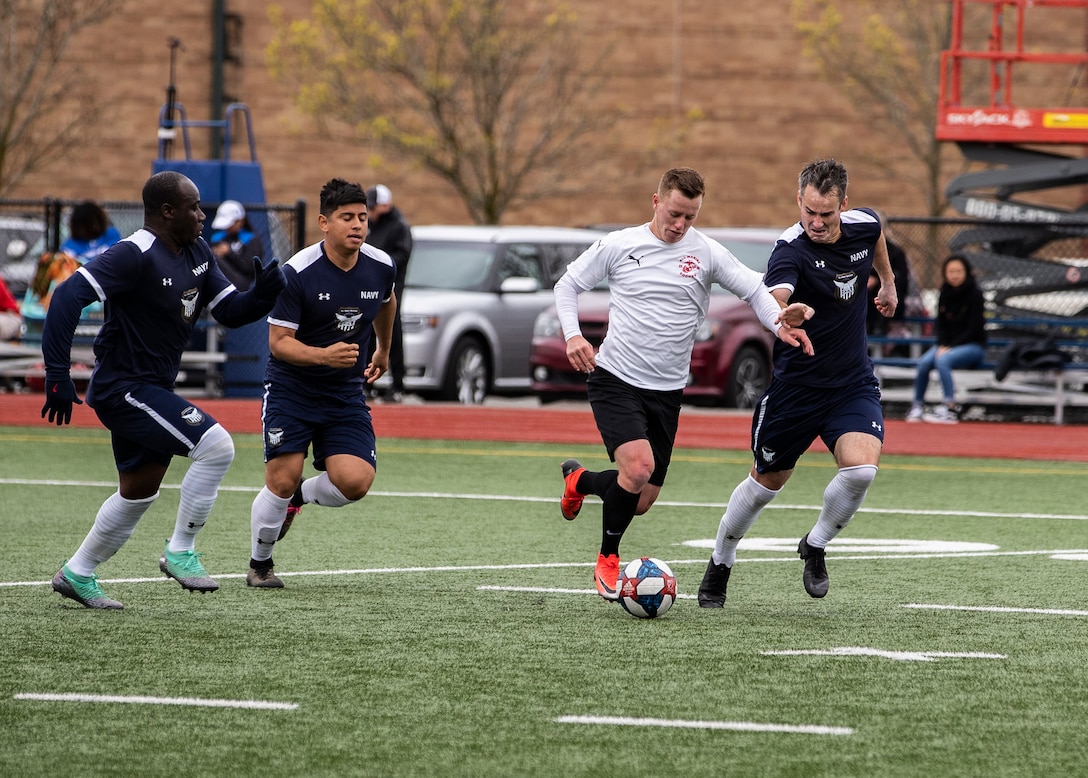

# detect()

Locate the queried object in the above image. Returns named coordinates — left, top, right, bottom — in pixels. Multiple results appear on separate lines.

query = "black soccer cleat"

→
left=797, top=533, right=829, bottom=599
left=697, top=558, right=731, bottom=608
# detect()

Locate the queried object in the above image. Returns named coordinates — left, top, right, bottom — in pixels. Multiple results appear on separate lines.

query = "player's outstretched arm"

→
left=213, top=257, right=287, bottom=328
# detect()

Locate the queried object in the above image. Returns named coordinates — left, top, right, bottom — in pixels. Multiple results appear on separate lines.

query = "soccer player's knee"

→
left=839, top=464, right=878, bottom=492
left=191, top=424, right=235, bottom=466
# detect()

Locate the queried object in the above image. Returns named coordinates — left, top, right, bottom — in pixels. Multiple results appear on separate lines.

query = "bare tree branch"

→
left=267, top=0, right=615, bottom=224
left=791, top=0, right=952, bottom=216
left=0, top=0, right=119, bottom=195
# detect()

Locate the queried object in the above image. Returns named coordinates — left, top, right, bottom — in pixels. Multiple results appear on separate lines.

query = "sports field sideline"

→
left=0, top=392, right=1082, bottom=461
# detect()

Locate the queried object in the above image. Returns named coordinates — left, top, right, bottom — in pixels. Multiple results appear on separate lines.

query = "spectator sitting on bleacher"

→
left=906, top=254, right=986, bottom=424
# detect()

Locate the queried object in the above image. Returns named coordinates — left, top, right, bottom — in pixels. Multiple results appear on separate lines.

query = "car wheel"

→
left=441, top=337, right=490, bottom=404
left=725, top=345, right=769, bottom=409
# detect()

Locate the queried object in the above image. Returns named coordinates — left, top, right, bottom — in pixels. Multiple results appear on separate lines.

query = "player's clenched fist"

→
left=323, top=342, right=360, bottom=368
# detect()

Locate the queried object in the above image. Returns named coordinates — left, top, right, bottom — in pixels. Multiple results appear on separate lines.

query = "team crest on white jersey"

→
left=180, top=406, right=204, bottom=425
left=335, top=307, right=364, bottom=333
left=678, top=255, right=701, bottom=278
left=833, top=272, right=859, bottom=302
left=181, top=288, right=199, bottom=321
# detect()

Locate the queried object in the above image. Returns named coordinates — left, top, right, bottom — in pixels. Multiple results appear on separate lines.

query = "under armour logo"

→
left=319, top=292, right=330, bottom=300
left=814, top=260, right=826, bottom=268
left=162, top=278, right=173, bottom=286
left=871, top=421, right=883, bottom=432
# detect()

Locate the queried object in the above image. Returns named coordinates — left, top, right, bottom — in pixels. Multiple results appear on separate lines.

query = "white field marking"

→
left=10, top=551, right=1088, bottom=590
left=5, top=562, right=607, bottom=589
left=5, top=478, right=1088, bottom=522
left=682, top=537, right=999, bottom=554
left=1050, top=553, right=1088, bottom=562
left=761, top=647, right=1006, bottom=663
left=554, top=715, right=854, bottom=736
left=14, top=692, right=298, bottom=710
left=478, top=584, right=698, bottom=600
left=903, top=603, right=1088, bottom=617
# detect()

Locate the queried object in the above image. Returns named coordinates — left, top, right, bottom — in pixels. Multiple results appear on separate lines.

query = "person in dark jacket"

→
left=907, top=254, right=986, bottom=424
left=209, top=200, right=264, bottom=291
left=365, top=184, right=413, bottom=401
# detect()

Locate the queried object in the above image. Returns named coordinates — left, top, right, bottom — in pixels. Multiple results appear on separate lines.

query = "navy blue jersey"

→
left=75, top=229, right=235, bottom=404
left=266, top=241, right=395, bottom=397
left=764, top=208, right=882, bottom=388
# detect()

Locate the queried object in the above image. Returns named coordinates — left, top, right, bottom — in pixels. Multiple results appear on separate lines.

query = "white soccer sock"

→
left=169, top=424, right=235, bottom=553
left=806, top=465, right=879, bottom=548
left=304, top=472, right=354, bottom=508
left=712, top=475, right=780, bottom=567
left=67, top=491, right=159, bottom=577
left=251, top=486, right=291, bottom=562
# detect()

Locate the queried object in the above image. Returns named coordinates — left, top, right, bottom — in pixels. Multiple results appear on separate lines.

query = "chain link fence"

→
left=888, top=216, right=1088, bottom=323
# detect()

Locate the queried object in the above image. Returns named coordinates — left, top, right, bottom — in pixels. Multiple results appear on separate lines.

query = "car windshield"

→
left=405, top=241, right=495, bottom=290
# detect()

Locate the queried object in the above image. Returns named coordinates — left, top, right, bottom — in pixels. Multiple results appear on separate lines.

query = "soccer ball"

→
left=617, top=557, right=677, bottom=619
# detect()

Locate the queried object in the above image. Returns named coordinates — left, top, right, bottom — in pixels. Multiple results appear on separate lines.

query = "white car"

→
left=391, top=225, right=602, bottom=404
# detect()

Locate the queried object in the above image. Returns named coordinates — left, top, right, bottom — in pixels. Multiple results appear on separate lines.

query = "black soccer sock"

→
left=577, top=468, right=618, bottom=498
left=600, top=480, right=640, bottom=557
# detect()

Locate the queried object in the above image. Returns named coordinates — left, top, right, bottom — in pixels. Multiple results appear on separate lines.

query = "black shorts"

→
left=586, top=367, right=683, bottom=487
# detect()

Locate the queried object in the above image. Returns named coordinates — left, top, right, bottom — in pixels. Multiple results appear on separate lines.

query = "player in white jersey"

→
left=698, top=158, right=898, bottom=608
left=245, top=178, right=397, bottom=588
left=553, top=167, right=814, bottom=601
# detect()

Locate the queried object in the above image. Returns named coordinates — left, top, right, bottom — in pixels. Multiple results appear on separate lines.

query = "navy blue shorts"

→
left=586, top=367, right=683, bottom=487
left=261, top=383, right=377, bottom=471
left=92, top=385, right=220, bottom=473
left=751, top=377, right=884, bottom=473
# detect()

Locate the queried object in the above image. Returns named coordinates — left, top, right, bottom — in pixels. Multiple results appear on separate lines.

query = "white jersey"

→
left=554, top=223, right=781, bottom=391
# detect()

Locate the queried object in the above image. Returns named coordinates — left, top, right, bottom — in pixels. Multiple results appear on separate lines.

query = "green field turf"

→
left=2, top=425, right=1087, bottom=777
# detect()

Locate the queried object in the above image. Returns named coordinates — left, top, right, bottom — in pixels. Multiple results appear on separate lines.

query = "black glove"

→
left=252, top=257, right=286, bottom=304
left=41, top=378, right=84, bottom=426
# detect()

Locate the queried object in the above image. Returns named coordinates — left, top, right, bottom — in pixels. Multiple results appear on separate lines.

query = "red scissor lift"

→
left=938, top=0, right=1088, bottom=146
left=938, top=0, right=1088, bottom=323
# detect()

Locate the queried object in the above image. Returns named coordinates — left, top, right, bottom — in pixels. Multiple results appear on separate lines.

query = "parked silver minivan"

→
left=387, top=225, right=601, bottom=404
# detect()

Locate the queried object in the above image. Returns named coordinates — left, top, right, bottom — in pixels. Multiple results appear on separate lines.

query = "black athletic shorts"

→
left=586, top=367, right=683, bottom=487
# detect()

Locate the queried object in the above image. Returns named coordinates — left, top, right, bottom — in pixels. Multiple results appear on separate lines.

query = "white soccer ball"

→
left=617, top=557, right=677, bottom=619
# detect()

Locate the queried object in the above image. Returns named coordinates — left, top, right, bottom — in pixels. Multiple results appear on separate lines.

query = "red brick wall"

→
left=8, top=1, right=1088, bottom=244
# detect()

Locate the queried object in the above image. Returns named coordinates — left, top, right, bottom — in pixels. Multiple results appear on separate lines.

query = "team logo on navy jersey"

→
left=267, top=427, right=285, bottom=448
left=180, top=406, right=204, bottom=425
left=678, top=255, right=701, bottom=278
left=335, top=307, right=364, bottom=333
left=181, top=288, right=199, bottom=321
left=760, top=446, right=776, bottom=464
left=832, top=272, right=859, bottom=303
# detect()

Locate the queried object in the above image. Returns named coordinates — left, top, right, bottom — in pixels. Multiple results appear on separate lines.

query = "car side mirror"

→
left=499, top=277, right=541, bottom=294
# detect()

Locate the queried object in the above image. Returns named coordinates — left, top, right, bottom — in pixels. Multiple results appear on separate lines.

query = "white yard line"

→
left=4, top=478, right=1088, bottom=521
left=554, top=714, right=854, bottom=736
left=14, top=692, right=298, bottom=710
